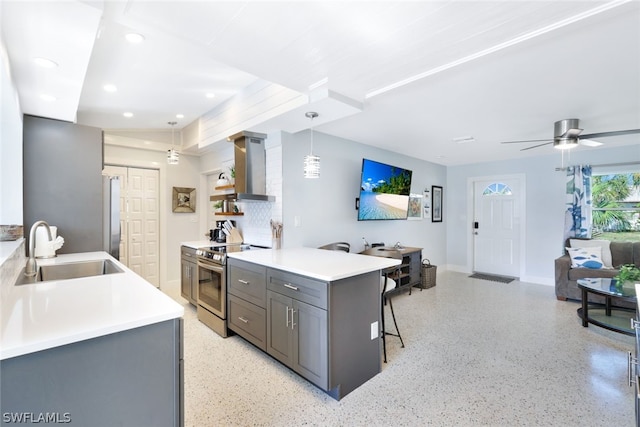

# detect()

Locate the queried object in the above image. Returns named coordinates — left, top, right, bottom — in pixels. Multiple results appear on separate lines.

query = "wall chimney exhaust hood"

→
left=211, top=131, right=275, bottom=203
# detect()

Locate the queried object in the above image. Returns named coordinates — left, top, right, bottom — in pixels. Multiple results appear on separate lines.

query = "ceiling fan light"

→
left=553, top=138, right=578, bottom=150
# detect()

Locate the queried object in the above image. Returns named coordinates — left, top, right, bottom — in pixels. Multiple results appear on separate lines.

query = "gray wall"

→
left=446, top=144, right=640, bottom=285
left=23, top=115, right=103, bottom=254
left=282, top=130, right=448, bottom=266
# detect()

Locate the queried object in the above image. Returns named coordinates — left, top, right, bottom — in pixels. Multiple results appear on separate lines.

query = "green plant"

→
left=614, top=264, right=640, bottom=284
left=213, top=200, right=223, bottom=210
left=229, top=164, right=235, bottom=179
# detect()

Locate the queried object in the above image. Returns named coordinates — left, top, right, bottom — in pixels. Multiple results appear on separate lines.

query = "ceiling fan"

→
left=500, top=119, right=640, bottom=151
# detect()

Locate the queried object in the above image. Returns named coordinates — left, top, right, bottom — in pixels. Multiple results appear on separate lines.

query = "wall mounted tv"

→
left=358, top=158, right=412, bottom=221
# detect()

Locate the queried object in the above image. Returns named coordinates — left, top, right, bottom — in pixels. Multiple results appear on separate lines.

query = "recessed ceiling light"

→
left=125, top=33, right=145, bottom=43
left=123, top=112, right=133, bottom=118
left=103, top=84, right=117, bottom=93
left=176, top=114, right=184, bottom=119
left=33, top=57, right=58, bottom=68
left=205, top=93, right=216, bottom=99
left=40, top=94, right=56, bottom=102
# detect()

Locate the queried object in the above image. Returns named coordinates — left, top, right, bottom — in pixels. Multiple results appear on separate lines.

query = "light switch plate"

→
left=371, top=321, right=378, bottom=340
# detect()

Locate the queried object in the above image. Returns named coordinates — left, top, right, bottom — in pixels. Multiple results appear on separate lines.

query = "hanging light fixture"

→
left=167, top=121, right=179, bottom=165
left=304, top=112, right=320, bottom=178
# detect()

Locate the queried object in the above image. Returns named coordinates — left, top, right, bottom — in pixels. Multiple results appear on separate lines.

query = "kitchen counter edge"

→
left=227, top=247, right=400, bottom=281
left=1, top=251, right=184, bottom=360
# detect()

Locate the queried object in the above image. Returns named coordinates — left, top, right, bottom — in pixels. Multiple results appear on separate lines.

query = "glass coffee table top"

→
left=577, top=278, right=637, bottom=299
left=577, top=278, right=637, bottom=336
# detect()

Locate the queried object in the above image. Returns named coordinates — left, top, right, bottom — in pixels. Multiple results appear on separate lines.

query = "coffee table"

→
left=576, top=278, right=637, bottom=336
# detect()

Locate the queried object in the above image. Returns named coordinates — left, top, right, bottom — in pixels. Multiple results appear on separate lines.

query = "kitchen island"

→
left=227, top=247, right=399, bottom=400
left=1, top=251, right=184, bottom=426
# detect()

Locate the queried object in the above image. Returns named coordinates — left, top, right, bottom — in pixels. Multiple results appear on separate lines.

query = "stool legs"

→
left=381, top=293, right=404, bottom=363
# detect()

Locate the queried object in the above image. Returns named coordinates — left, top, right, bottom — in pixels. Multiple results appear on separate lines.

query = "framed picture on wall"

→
left=172, top=187, right=196, bottom=213
left=407, top=194, right=423, bottom=220
left=432, top=185, right=443, bottom=222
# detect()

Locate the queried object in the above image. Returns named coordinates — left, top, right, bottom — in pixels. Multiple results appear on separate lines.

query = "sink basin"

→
left=15, top=259, right=124, bottom=285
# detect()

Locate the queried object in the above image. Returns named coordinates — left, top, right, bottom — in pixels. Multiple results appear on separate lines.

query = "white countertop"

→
left=0, top=238, right=24, bottom=266
left=227, top=247, right=400, bottom=281
left=181, top=240, right=218, bottom=249
left=0, top=252, right=184, bottom=360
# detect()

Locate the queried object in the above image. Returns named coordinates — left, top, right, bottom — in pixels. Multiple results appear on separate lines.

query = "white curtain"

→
left=564, top=165, right=592, bottom=240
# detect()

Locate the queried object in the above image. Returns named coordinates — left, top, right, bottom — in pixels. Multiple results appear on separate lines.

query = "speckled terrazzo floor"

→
left=168, top=270, right=635, bottom=427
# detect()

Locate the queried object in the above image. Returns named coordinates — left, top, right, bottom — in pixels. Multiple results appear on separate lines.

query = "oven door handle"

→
left=197, top=260, right=224, bottom=273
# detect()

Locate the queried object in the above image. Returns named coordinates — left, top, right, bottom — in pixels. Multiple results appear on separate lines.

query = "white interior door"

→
left=473, top=178, right=521, bottom=277
left=104, top=165, right=160, bottom=286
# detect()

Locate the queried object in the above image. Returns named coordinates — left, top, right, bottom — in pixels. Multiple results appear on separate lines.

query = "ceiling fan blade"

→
left=520, top=141, right=554, bottom=151
left=578, top=139, right=603, bottom=147
left=581, top=129, right=640, bottom=139
left=500, top=139, right=553, bottom=144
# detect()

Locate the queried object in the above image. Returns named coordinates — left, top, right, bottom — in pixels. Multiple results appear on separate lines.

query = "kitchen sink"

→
left=15, top=259, right=124, bottom=285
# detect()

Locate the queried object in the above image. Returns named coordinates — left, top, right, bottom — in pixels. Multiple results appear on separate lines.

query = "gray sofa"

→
left=555, top=238, right=639, bottom=308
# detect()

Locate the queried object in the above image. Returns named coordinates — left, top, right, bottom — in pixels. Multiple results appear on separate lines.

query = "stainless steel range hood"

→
left=211, top=131, right=275, bottom=202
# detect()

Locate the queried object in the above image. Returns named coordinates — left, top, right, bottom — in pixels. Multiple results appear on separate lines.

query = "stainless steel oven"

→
left=195, top=249, right=227, bottom=337
left=195, top=244, right=267, bottom=337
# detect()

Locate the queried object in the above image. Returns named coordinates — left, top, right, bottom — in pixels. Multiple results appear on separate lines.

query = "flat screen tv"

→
left=358, top=158, right=412, bottom=221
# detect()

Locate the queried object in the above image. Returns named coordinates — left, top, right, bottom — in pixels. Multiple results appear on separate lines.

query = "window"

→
left=592, top=173, right=640, bottom=241
left=482, top=182, right=512, bottom=196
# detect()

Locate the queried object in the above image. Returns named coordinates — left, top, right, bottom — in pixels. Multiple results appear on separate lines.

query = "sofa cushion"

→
left=570, top=239, right=612, bottom=267
left=566, top=246, right=605, bottom=269
left=568, top=266, right=617, bottom=281
left=610, top=241, right=635, bottom=267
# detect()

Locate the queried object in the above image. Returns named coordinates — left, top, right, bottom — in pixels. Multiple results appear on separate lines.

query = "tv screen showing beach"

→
left=358, top=159, right=412, bottom=221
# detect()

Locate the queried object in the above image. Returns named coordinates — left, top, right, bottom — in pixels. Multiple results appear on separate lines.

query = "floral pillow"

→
left=566, top=246, right=604, bottom=269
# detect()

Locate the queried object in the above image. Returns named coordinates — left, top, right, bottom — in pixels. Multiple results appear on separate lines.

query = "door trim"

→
left=466, top=173, right=526, bottom=278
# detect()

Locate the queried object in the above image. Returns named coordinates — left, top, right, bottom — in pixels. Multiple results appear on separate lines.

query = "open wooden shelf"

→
left=214, top=184, right=235, bottom=190
left=214, top=212, right=244, bottom=216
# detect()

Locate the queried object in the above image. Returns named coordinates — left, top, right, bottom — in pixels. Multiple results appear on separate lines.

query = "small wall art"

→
left=423, top=188, right=431, bottom=218
left=408, top=193, right=423, bottom=220
left=432, top=185, right=443, bottom=222
left=172, top=187, right=196, bottom=213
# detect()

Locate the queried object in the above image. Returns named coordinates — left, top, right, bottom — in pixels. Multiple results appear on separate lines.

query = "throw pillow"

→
left=570, top=239, right=612, bottom=268
left=566, top=246, right=604, bottom=269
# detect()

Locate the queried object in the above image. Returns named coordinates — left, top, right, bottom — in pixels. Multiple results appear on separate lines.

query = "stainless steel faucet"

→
left=25, top=220, right=53, bottom=277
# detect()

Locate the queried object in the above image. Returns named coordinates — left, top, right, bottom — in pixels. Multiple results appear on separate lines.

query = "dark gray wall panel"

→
left=23, top=115, right=103, bottom=254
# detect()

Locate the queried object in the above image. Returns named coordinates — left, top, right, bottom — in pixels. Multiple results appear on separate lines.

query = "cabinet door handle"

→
left=284, top=283, right=299, bottom=291
left=291, top=308, right=297, bottom=330
left=238, top=279, right=250, bottom=285
left=628, top=351, right=638, bottom=387
left=285, top=306, right=290, bottom=327
left=238, top=316, right=249, bottom=324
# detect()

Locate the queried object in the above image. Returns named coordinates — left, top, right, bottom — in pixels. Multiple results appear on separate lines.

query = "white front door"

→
left=473, top=178, right=522, bottom=277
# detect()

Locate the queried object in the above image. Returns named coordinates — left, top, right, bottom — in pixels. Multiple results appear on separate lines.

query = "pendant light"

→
left=167, top=121, right=179, bottom=165
left=304, top=112, right=320, bottom=178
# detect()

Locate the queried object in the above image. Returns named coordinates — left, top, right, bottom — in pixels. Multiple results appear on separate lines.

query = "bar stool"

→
left=381, top=262, right=404, bottom=363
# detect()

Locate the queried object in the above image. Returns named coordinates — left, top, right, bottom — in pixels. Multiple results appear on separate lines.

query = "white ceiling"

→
left=2, top=0, right=639, bottom=165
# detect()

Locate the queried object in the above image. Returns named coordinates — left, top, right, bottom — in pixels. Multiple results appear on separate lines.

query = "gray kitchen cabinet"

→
left=180, top=246, right=197, bottom=305
left=227, top=258, right=268, bottom=351
left=267, top=289, right=328, bottom=388
left=1, top=319, right=183, bottom=427
left=226, top=256, right=381, bottom=400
